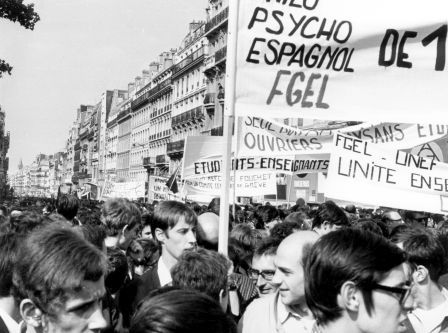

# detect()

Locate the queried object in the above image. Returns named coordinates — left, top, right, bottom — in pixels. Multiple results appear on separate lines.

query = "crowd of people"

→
left=0, top=194, right=447, bottom=333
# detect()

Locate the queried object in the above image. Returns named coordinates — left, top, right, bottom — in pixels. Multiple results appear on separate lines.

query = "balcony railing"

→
left=171, top=106, right=204, bottom=128
left=211, top=126, right=223, bottom=136
left=167, top=139, right=185, bottom=155
left=132, top=79, right=172, bottom=110
left=172, top=47, right=205, bottom=79
left=205, top=7, right=229, bottom=36
left=156, top=154, right=167, bottom=164
left=215, top=46, right=227, bottom=64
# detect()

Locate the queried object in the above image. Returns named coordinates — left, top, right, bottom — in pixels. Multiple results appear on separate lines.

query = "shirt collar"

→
left=276, top=292, right=303, bottom=325
left=0, top=308, right=20, bottom=333
left=157, top=256, right=172, bottom=287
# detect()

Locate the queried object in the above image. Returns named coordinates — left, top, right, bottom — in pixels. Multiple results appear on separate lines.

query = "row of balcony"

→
left=171, top=106, right=204, bottom=128
left=149, top=129, right=171, bottom=142
left=150, top=104, right=172, bottom=119
left=205, top=7, right=229, bottom=37
left=117, top=108, right=131, bottom=122
left=167, top=139, right=185, bottom=156
left=171, top=47, right=206, bottom=79
left=131, top=79, right=172, bottom=110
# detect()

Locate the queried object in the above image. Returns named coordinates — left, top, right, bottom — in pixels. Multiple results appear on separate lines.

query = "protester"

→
left=0, top=233, right=22, bottom=333
left=171, top=248, right=230, bottom=309
left=393, top=228, right=448, bottom=333
left=101, top=198, right=141, bottom=251
left=311, top=200, right=350, bottom=236
left=239, top=231, right=319, bottom=333
left=248, top=237, right=280, bottom=297
left=305, top=228, right=413, bottom=333
left=130, top=289, right=236, bottom=333
left=120, top=200, right=197, bottom=326
left=196, top=212, right=220, bottom=251
left=12, top=224, right=108, bottom=333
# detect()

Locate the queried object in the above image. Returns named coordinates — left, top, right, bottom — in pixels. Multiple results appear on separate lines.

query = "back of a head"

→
left=197, top=212, right=220, bottom=250
left=305, top=228, right=406, bottom=326
left=171, top=248, right=229, bottom=301
left=9, top=210, right=51, bottom=235
left=12, top=224, right=107, bottom=315
left=0, top=233, right=22, bottom=297
left=270, top=221, right=304, bottom=241
left=396, top=228, right=445, bottom=282
left=57, top=194, right=80, bottom=221
left=105, top=246, right=129, bottom=294
left=353, top=219, right=384, bottom=237
left=101, top=198, right=142, bottom=237
left=130, top=289, right=236, bottom=333
left=152, top=201, right=197, bottom=237
left=312, top=200, right=349, bottom=229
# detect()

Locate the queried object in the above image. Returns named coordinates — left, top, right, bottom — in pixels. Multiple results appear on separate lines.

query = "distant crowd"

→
left=0, top=194, right=447, bottom=333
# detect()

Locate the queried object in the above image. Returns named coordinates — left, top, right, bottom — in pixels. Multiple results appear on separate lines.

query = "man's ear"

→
left=322, top=221, right=330, bottom=231
left=20, top=299, right=44, bottom=328
left=414, top=265, right=428, bottom=283
left=155, top=228, right=166, bottom=244
left=338, top=281, right=361, bottom=312
left=218, top=288, right=229, bottom=311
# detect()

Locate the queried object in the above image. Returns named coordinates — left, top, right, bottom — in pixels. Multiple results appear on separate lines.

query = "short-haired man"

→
left=56, top=194, right=80, bottom=224
left=101, top=198, right=141, bottom=251
left=403, top=210, right=429, bottom=228
left=196, top=212, right=220, bottom=251
left=248, top=237, right=280, bottom=297
left=312, top=201, right=350, bottom=236
left=13, top=225, right=108, bottom=333
left=172, top=248, right=229, bottom=309
left=305, top=228, right=413, bottom=333
left=121, top=201, right=197, bottom=326
left=239, top=231, right=319, bottom=333
left=394, top=229, right=448, bottom=333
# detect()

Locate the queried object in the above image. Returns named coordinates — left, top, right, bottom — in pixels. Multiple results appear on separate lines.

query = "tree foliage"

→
left=0, top=0, right=40, bottom=77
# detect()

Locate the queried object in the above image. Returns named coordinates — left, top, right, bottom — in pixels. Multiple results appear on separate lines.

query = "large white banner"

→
left=235, top=1, right=448, bottom=123
left=183, top=171, right=277, bottom=197
left=183, top=135, right=328, bottom=178
left=325, top=133, right=448, bottom=214
left=239, top=117, right=448, bottom=157
left=101, top=181, right=145, bottom=200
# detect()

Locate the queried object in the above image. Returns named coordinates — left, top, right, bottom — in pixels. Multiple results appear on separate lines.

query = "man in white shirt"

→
left=239, top=231, right=319, bottom=333
left=0, top=233, right=21, bottom=333
left=394, top=229, right=448, bottom=333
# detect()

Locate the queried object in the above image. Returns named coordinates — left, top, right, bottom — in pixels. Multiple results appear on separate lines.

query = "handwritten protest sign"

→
left=235, top=1, right=448, bottom=123
left=183, top=171, right=277, bottom=197
left=101, top=181, right=145, bottom=200
left=183, top=135, right=328, bottom=178
left=325, top=133, right=448, bottom=214
left=239, top=117, right=448, bottom=156
left=148, top=176, right=169, bottom=201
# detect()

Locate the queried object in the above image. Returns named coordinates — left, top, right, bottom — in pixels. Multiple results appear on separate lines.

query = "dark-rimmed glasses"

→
left=247, top=268, right=275, bottom=281
left=371, top=281, right=412, bottom=305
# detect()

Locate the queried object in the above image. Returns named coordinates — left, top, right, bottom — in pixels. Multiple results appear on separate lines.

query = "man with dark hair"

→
left=403, top=210, right=429, bottom=228
left=57, top=194, right=80, bottom=223
left=0, top=233, right=22, bottom=333
left=101, top=198, right=141, bottom=251
left=121, top=200, right=197, bottom=326
left=305, top=228, right=413, bottom=333
left=13, top=224, right=108, bottom=333
left=240, top=231, right=319, bottom=333
left=312, top=200, right=350, bottom=236
left=130, top=289, right=236, bottom=333
left=171, top=248, right=229, bottom=309
left=248, top=237, right=280, bottom=297
left=394, top=229, right=448, bottom=333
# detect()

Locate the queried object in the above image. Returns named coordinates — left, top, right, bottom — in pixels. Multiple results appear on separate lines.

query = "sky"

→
left=0, top=0, right=208, bottom=173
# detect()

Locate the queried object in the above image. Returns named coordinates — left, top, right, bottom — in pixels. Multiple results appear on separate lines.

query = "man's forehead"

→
left=379, top=264, right=407, bottom=285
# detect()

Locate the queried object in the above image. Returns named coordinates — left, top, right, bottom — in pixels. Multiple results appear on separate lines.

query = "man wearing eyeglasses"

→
left=248, top=237, right=280, bottom=297
left=403, top=210, right=429, bottom=228
left=393, top=228, right=448, bottom=333
left=305, top=228, right=413, bottom=333
left=239, top=231, right=319, bottom=333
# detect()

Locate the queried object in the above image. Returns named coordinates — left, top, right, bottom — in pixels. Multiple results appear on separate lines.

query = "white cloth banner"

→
left=235, top=0, right=448, bottom=123
left=239, top=117, right=448, bottom=157
left=325, top=133, right=448, bottom=214
left=183, top=136, right=328, bottom=178
left=101, top=181, right=145, bottom=200
left=183, top=171, right=277, bottom=197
